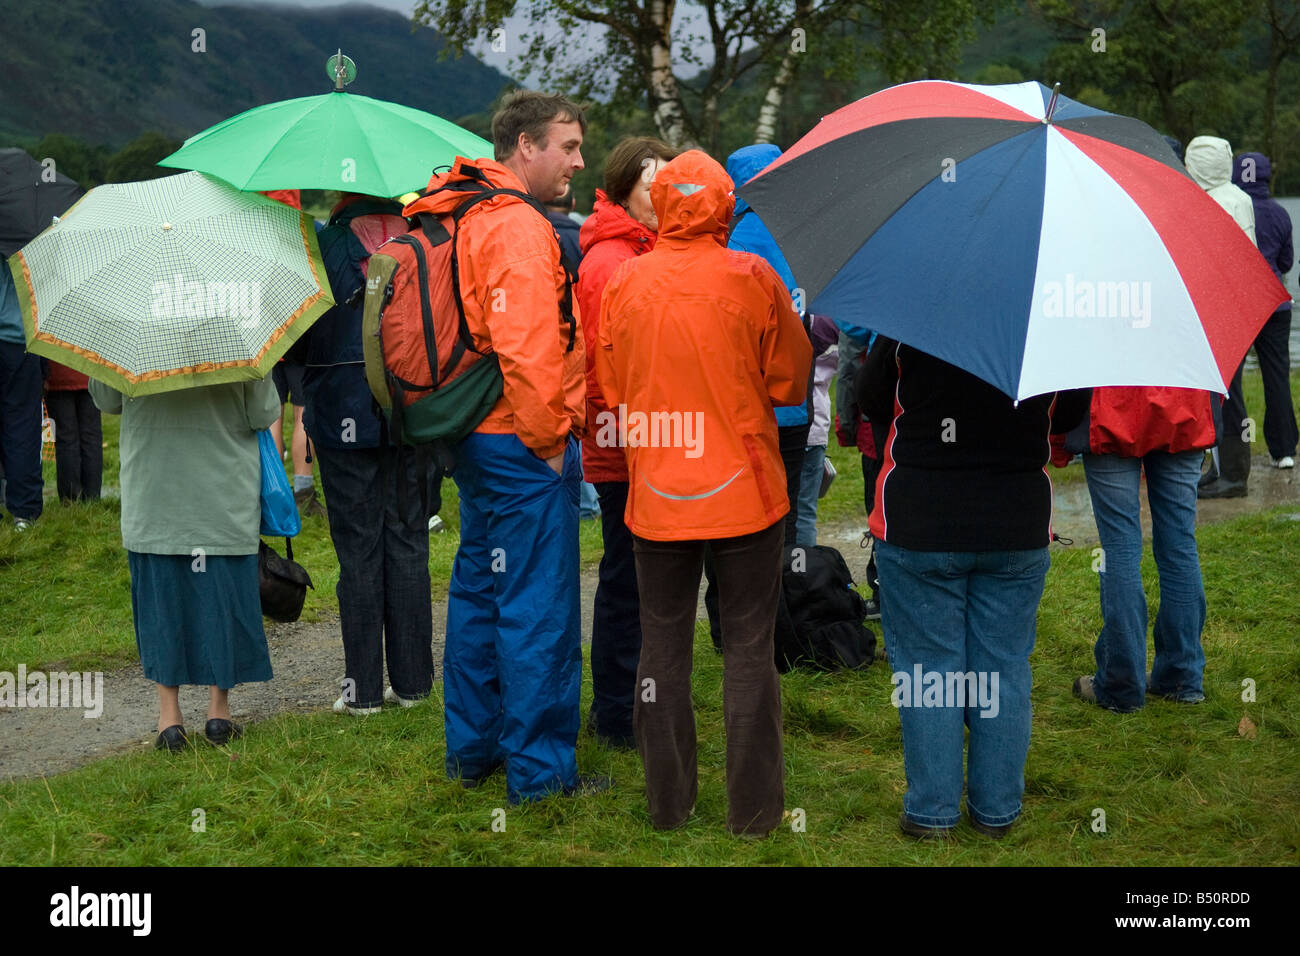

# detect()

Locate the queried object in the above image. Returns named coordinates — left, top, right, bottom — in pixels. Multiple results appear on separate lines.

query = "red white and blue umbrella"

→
left=738, top=80, right=1290, bottom=400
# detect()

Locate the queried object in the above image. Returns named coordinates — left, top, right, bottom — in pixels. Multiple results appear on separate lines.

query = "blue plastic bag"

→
left=259, top=429, right=301, bottom=538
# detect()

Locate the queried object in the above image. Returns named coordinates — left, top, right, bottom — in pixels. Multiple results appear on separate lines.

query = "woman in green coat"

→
left=91, top=377, right=281, bottom=751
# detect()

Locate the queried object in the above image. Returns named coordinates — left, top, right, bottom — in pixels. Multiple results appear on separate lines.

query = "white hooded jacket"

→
left=1185, top=136, right=1257, bottom=246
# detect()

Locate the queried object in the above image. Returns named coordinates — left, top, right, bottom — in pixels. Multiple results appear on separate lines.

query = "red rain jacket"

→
left=1052, top=386, right=1215, bottom=464
left=577, top=190, right=656, bottom=483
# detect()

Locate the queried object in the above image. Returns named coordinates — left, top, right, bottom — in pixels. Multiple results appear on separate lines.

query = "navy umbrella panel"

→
left=739, top=81, right=1288, bottom=400
left=0, top=148, right=84, bottom=257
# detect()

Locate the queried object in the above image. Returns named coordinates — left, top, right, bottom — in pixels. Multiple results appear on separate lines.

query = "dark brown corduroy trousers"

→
left=631, top=519, right=785, bottom=835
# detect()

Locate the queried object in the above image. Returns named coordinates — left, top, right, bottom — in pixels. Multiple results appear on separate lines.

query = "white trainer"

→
left=333, top=696, right=381, bottom=716
left=1274, top=456, right=1295, bottom=469
left=384, top=686, right=423, bottom=709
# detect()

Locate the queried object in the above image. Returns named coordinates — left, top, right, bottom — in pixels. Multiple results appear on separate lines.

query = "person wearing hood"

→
left=1185, top=136, right=1257, bottom=497
left=724, top=144, right=813, bottom=543
left=406, top=91, right=597, bottom=804
left=1233, top=151, right=1297, bottom=469
left=596, top=149, right=812, bottom=837
left=576, top=135, right=678, bottom=750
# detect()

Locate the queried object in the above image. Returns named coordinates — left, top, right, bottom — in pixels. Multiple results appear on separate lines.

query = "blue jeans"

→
left=315, top=445, right=434, bottom=709
left=876, top=540, right=1049, bottom=829
left=1083, top=451, right=1206, bottom=710
left=795, top=444, right=826, bottom=547
left=445, top=433, right=582, bottom=803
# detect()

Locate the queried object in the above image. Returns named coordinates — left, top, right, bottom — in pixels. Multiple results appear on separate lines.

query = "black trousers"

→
left=1210, top=360, right=1251, bottom=483
left=0, top=342, right=43, bottom=520
left=633, top=520, right=785, bottom=834
left=45, top=389, right=102, bottom=502
left=1254, top=308, right=1298, bottom=460
left=316, top=444, right=434, bottom=708
left=589, top=480, right=641, bottom=742
left=705, top=422, right=808, bottom=648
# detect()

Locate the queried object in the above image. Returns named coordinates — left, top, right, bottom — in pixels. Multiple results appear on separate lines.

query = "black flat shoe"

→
left=204, top=718, right=242, bottom=746
left=155, top=725, right=188, bottom=753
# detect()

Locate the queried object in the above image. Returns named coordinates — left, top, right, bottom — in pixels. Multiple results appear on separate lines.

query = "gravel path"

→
left=2, top=461, right=1295, bottom=782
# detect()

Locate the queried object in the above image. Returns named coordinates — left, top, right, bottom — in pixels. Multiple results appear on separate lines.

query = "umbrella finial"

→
left=327, top=50, right=357, bottom=91
left=1043, top=82, right=1062, bottom=125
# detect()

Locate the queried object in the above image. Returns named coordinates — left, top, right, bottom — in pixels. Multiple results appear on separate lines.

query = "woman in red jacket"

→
left=43, top=361, right=101, bottom=502
left=577, top=136, right=677, bottom=749
left=1063, top=387, right=1214, bottom=711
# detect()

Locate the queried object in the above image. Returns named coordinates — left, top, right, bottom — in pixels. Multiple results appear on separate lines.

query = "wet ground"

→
left=2, top=460, right=1297, bottom=782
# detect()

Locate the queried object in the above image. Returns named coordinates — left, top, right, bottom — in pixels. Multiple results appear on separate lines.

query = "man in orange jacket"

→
left=405, top=91, right=594, bottom=803
left=596, top=149, right=812, bottom=836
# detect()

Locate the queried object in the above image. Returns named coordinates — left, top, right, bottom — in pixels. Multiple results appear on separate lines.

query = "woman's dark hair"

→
left=603, top=136, right=679, bottom=205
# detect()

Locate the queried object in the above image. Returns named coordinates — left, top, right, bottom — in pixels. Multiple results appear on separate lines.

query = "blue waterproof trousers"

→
left=444, top=432, right=582, bottom=802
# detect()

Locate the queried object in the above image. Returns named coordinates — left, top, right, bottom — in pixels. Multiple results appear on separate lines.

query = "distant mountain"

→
left=0, top=0, right=511, bottom=148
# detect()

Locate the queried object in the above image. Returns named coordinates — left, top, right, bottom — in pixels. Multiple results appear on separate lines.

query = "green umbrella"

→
left=9, top=171, right=333, bottom=397
left=158, top=55, right=493, bottom=197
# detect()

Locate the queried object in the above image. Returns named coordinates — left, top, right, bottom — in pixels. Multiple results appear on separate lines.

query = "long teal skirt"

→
left=128, top=551, right=272, bottom=688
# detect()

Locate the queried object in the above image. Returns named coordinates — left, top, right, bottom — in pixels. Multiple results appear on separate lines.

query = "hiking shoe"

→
left=898, top=813, right=953, bottom=840
left=295, top=486, right=327, bottom=517
left=1073, top=675, right=1142, bottom=713
left=1275, top=456, right=1295, bottom=469
left=1197, top=478, right=1247, bottom=499
left=863, top=598, right=881, bottom=621
left=13, top=518, right=31, bottom=532
left=1072, top=675, right=1098, bottom=703
left=1146, top=674, right=1205, bottom=704
left=563, top=774, right=613, bottom=798
left=333, top=695, right=381, bottom=716
left=969, top=816, right=1014, bottom=839
left=459, top=763, right=505, bottom=790
left=428, top=514, right=446, bottom=533
left=383, top=686, right=425, bottom=709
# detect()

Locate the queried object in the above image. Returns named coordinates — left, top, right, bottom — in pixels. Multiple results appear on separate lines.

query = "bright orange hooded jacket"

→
left=403, top=157, right=585, bottom=459
left=595, top=150, right=812, bottom=541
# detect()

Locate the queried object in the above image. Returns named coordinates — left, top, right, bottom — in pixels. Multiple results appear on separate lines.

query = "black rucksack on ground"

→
left=776, top=545, right=876, bottom=672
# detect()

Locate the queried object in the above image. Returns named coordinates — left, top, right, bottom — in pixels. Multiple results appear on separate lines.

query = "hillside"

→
left=0, top=0, right=510, bottom=148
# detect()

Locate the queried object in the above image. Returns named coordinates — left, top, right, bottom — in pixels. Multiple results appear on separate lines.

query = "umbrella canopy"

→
left=158, top=90, right=494, bottom=197
left=8, top=170, right=333, bottom=397
left=0, top=148, right=84, bottom=256
left=739, top=80, right=1290, bottom=400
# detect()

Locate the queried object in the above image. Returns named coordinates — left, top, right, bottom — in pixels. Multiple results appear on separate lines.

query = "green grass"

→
left=1, top=502, right=1298, bottom=865
left=1, top=370, right=1297, bottom=865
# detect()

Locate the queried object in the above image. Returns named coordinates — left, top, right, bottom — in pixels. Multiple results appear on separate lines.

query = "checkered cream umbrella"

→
left=7, top=170, right=333, bottom=397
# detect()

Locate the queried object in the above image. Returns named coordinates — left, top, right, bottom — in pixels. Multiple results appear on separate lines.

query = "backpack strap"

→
left=425, top=179, right=580, bottom=358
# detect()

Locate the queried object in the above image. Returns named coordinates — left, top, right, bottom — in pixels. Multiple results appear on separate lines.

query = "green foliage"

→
left=27, top=134, right=109, bottom=188
left=103, top=132, right=182, bottom=184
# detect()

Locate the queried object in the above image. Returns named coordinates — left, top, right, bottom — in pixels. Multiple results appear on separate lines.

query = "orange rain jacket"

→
left=595, top=150, right=812, bottom=541
left=404, top=158, right=585, bottom=459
